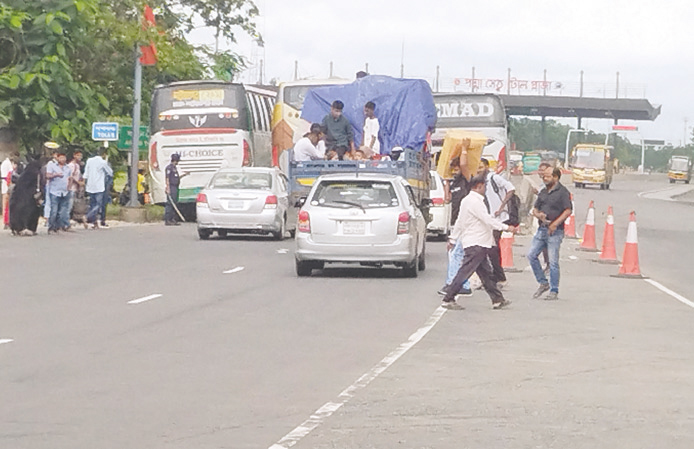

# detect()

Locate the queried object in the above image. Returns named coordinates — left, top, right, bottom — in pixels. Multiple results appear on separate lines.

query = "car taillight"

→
left=298, top=210, right=310, bottom=233
left=264, top=194, right=277, bottom=209
left=243, top=140, right=251, bottom=166
left=150, top=142, right=159, bottom=170
left=196, top=193, right=208, bottom=207
left=431, top=197, right=445, bottom=207
left=397, top=211, right=410, bottom=234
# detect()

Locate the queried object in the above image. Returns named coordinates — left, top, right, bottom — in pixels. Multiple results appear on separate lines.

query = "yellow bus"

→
left=271, top=78, right=350, bottom=165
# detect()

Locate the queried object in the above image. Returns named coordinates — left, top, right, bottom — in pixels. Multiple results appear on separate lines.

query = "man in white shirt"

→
left=83, top=148, right=113, bottom=228
left=293, top=124, right=325, bottom=162
left=442, top=175, right=517, bottom=310
left=361, top=101, right=380, bottom=155
left=478, top=157, right=516, bottom=285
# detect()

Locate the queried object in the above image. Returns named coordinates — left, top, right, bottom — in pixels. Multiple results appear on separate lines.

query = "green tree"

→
left=0, top=0, right=109, bottom=153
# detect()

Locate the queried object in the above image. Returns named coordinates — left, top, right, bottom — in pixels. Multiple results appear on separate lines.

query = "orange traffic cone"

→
left=612, top=211, right=647, bottom=279
left=500, top=231, right=522, bottom=273
left=564, top=194, right=577, bottom=238
left=597, top=206, right=619, bottom=264
left=577, top=200, right=598, bottom=252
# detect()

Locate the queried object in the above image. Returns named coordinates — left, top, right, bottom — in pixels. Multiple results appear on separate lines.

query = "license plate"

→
left=227, top=200, right=243, bottom=209
left=343, top=221, right=366, bottom=235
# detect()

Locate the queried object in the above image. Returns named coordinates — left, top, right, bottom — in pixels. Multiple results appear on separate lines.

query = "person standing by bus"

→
left=164, top=153, right=189, bottom=226
left=321, top=100, right=355, bottom=160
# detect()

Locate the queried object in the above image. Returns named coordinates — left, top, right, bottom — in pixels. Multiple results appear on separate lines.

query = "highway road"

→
left=1, top=173, right=692, bottom=449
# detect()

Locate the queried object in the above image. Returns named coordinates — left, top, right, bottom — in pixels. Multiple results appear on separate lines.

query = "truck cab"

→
left=570, top=144, right=613, bottom=190
left=667, top=155, right=692, bottom=184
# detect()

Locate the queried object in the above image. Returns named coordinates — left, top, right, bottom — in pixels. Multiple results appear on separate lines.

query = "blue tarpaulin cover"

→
left=300, top=75, right=437, bottom=154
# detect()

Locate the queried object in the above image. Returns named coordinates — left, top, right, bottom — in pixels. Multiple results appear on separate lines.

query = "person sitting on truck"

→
left=321, top=100, right=355, bottom=160
left=361, top=101, right=380, bottom=155
left=293, top=123, right=325, bottom=162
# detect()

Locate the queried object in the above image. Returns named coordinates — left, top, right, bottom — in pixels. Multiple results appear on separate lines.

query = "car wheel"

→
left=402, top=258, right=418, bottom=278
left=272, top=216, right=286, bottom=241
left=198, top=228, right=211, bottom=240
left=296, top=259, right=313, bottom=277
left=418, top=240, right=426, bottom=271
left=288, top=229, right=296, bottom=238
left=218, top=230, right=228, bottom=238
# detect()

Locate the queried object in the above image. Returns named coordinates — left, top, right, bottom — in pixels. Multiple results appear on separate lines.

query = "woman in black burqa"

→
left=9, top=158, right=42, bottom=236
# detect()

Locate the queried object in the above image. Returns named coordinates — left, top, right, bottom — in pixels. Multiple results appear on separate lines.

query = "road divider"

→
left=128, top=294, right=163, bottom=305
left=268, top=306, right=448, bottom=449
left=223, top=266, right=245, bottom=274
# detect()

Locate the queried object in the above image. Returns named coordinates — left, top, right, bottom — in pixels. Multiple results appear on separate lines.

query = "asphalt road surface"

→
left=1, top=173, right=692, bottom=449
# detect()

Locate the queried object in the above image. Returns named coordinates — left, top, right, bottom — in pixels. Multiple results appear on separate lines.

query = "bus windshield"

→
left=150, top=83, right=249, bottom=134
left=573, top=150, right=605, bottom=169
left=282, top=85, right=327, bottom=111
left=671, top=157, right=690, bottom=172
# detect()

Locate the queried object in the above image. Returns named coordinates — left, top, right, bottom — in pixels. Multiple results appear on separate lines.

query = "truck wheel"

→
left=296, top=259, right=313, bottom=277
left=600, top=183, right=605, bottom=190
left=418, top=241, right=427, bottom=271
left=670, top=179, right=675, bottom=184
left=686, top=180, right=690, bottom=184
left=198, top=228, right=211, bottom=240
left=218, top=230, right=228, bottom=238
left=402, top=258, right=418, bottom=278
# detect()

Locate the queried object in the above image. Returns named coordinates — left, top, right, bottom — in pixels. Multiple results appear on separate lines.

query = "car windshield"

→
left=311, top=181, right=399, bottom=209
left=209, top=172, right=272, bottom=190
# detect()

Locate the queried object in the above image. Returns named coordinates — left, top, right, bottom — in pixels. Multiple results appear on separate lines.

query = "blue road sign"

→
left=92, top=122, right=119, bottom=141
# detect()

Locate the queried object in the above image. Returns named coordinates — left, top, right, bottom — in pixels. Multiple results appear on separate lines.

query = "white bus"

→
left=432, top=93, right=509, bottom=173
left=148, top=81, right=276, bottom=210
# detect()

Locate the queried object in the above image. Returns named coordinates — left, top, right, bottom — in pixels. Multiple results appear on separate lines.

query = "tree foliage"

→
left=0, top=0, right=257, bottom=157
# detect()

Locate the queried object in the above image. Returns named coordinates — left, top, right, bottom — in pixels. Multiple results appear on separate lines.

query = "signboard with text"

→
left=91, top=122, right=119, bottom=141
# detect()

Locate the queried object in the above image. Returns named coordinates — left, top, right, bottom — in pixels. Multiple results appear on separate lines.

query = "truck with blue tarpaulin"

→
left=286, top=75, right=437, bottom=205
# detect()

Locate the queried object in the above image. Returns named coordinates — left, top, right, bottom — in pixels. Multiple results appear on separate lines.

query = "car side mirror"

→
left=295, top=197, right=306, bottom=208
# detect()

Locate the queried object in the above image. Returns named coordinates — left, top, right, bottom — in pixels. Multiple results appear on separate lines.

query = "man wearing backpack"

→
left=477, top=158, right=518, bottom=286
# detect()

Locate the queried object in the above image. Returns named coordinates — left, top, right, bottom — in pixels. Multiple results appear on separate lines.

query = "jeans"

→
left=86, top=191, right=105, bottom=224
left=527, top=227, right=564, bottom=293
left=164, top=185, right=179, bottom=223
left=446, top=240, right=471, bottom=291
left=489, top=230, right=506, bottom=282
left=48, top=193, right=70, bottom=230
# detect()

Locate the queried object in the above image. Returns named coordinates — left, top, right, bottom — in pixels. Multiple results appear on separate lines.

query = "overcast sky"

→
left=191, top=0, right=694, bottom=145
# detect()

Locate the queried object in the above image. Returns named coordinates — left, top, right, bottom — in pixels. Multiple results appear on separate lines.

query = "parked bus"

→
left=271, top=78, right=351, bottom=163
left=431, top=93, right=509, bottom=173
left=148, top=81, right=276, bottom=212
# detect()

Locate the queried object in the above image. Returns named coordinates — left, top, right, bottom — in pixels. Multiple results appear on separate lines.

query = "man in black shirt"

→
left=437, top=138, right=473, bottom=297
left=321, top=100, right=355, bottom=160
left=527, top=166, right=572, bottom=300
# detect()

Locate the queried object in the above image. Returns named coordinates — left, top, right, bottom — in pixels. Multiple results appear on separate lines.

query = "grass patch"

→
left=106, top=203, right=165, bottom=222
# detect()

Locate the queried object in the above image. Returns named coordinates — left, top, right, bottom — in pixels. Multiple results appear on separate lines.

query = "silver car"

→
left=196, top=167, right=295, bottom=240
left=427, top=170, right=451, bottom=239
left=294, top=173, right=427, bottom=277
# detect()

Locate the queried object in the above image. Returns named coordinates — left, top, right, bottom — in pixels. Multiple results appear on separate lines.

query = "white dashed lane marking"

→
left=645, top=279, right=694, bottom=309
left=223, top=266, right=245, bottom=274
left=268, top=306, right=448, bottom=449
left=128, top=294, right=163, bottom=305
left=0, top=339, right=14, bottom=345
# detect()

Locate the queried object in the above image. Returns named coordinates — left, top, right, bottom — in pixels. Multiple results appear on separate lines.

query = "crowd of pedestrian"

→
left=438, top=138, right=573, bottom=310
left=1, top=142, right=114, bottom=236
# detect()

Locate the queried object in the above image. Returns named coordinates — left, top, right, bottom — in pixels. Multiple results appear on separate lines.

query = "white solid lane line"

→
left=276, top=249, right=289, bottom=254
left=223, top=266, right=245, bottom=274
left=268, top=306, right=448, bottom=449
left=128, top=294, right=163, bottom=305
left=0, top=339, right=14, bottom=345
left=645, top=279, right=694, bottom=309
